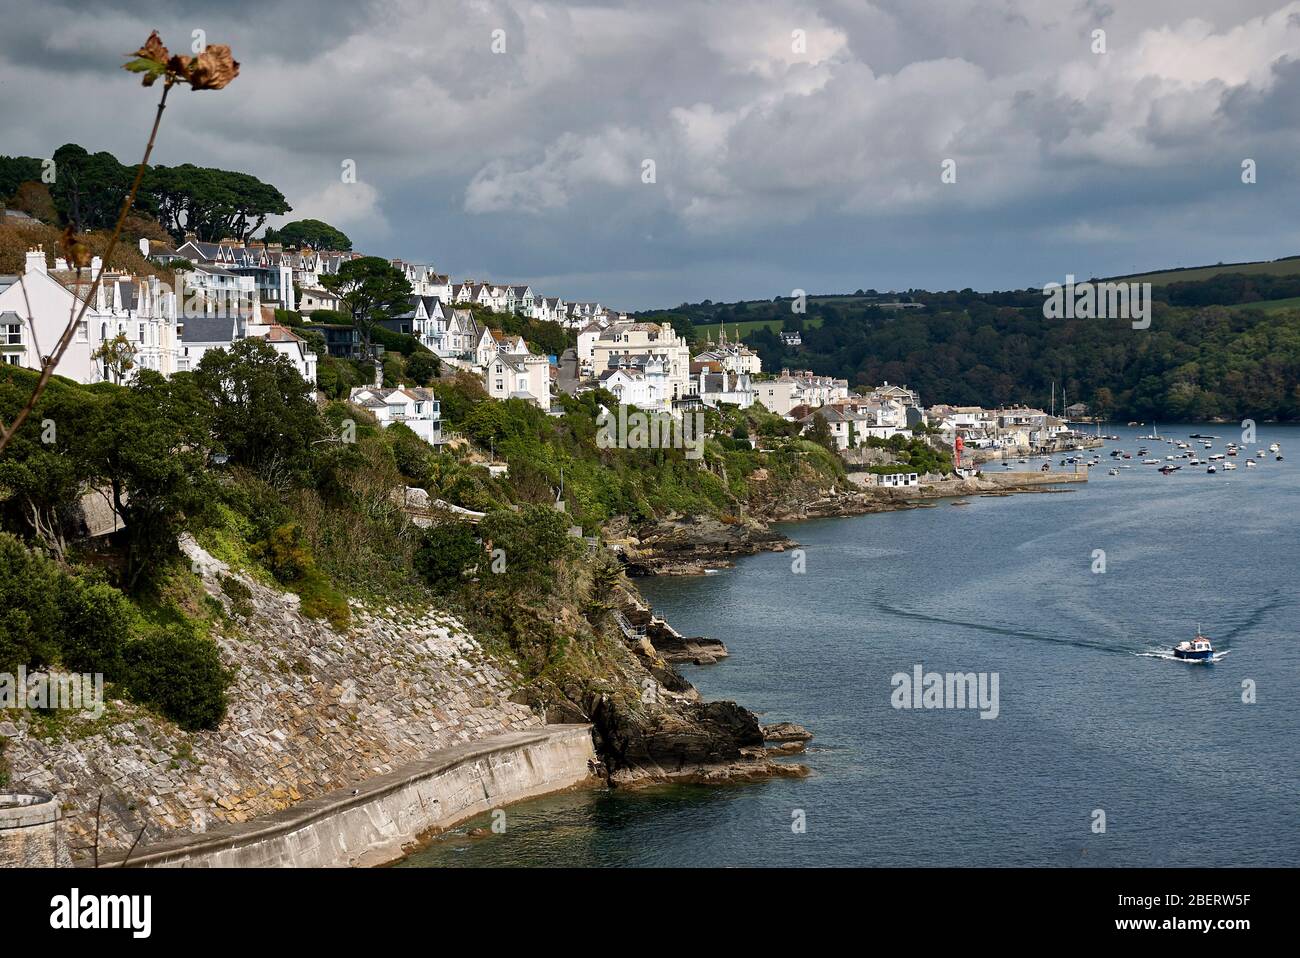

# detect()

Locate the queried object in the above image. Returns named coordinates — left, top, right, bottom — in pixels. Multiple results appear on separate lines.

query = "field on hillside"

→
left=1107, top=257, right=1300, bottom=287
left=692, top=315, right=824, bottom=339
left=1226, top=295, right=1300, bottom=314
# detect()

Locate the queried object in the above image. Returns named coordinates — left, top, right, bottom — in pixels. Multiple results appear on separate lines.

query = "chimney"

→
left=24, top=247, right=47, bottom=276
left=373, top=362, right=383, bottom=388
left=183, top=231, right=197, bottom=243
left=90, top=256, right=103, bottom=280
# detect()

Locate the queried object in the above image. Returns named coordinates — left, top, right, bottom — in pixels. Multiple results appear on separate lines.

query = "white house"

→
left=245, top=308, right=318, bottom=385
left=349, top=385, right=442, bottom=445
left=755, top=369, right=850, bottom=417
left=599, top=367, right=659, bottom=409
left=0, top=247, right=179, bottom=384
left=875, top=471, right=920, bottom=488
left=296, top=285, right=342, bottom=316
left=591, top=322, right=690, bottom=401
left=486, top=351, right=549, bottom=405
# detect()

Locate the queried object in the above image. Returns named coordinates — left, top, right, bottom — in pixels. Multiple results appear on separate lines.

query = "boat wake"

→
left=875, top=602, right=1125, bottom=655
left=1134, top=649, right=1232, bottom=664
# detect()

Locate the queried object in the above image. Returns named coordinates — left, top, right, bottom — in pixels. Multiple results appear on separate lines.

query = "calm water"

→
left=401, top=424, right=1300, bottom=867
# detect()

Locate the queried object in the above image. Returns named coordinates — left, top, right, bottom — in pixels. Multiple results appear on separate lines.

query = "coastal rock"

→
left=762, top=722, right=814, bottom=743
left=624, top=515, right=796, bottom=576
left=587, top=691, right=800, bottom=785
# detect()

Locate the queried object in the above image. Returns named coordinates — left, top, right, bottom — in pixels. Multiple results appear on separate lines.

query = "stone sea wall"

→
left=0, top=539, right=545, bottom=858
left=98, top=725, right=596, bottom=868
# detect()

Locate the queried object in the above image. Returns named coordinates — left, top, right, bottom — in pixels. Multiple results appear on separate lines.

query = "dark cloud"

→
left=3, top=0, right=1300, bottom=308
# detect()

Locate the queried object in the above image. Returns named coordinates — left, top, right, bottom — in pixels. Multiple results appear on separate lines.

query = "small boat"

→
left=1207, top=465, right=1217, bottom=473
left=1142, top=458, right=1159, bottom=464
left=1223, top=461, right=1237, bottom=470
left=1159, top=465, right=1179, bottom=474
left=1227, top=448, right=1238, bottom=456
left=1246, top=458, right=1257, bottom=467
left=1108, top=468, right=1120, bottom=476
left=1269, top=442, right=1280, bottom=453
left=1173, top=630, right=1215, bottom=662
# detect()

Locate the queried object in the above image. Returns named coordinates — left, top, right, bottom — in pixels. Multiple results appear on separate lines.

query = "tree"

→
left=80, top=371, right=214, bottom=591
left=0, top=155, right=44, bottom=199
left=49, top=143, right=139, bottom=230
left=413, top=522, right=483, bottom=591
left=92, top=333, right=137, bottom=384
left=144, top=163, right=290, bottom=243
left=405, top=351, right=440, bottom=385
left=478, top=505, right=574, bottom=592
left=0, top=533, right=63, bottom=674
left=263, top=218, right=352, bottom=251
left=193, top=338, right=323, bottom=477
left=808, top=411, right=835, bottom=452
left=320, top=256, right=414, bottom=359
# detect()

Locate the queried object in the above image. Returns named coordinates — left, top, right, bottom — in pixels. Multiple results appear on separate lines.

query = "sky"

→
left=4, top=0, right=1300, bottom=310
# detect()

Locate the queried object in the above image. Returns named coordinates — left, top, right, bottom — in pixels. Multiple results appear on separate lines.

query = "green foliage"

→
left=91, top=333, right=137, bottom=384
left=145, top=162, right=291, bottom=243
left=0, top=154, right=44, bottom=199
left=49, top=143, right=137, bottom=230
left=263, top=218, right=352, bottom=251
left=479, top=505, right=575, bottom=592
left=0, top=533, right=137, bottom=682
left=124, top=622, right=232, bottom=731
left=255, top=522, right=350, bottom=628
left=651, top=285, right=1300, bottom=422
left=404, top=351, right=440, bottom=385
left=413, top=522, right=483, bottom=591
left=194, top=339, right=324, bottom=478
left=57, top=579, right=136, bottom=679
left=0, top=533, right=62, bottom=674
left=320, top=257, right=414, bottom=355
left=807, top=412, right=835, bottom=451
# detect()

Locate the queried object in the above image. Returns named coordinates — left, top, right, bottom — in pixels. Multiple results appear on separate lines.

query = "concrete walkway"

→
left=95, top=725, right=596, bottom=868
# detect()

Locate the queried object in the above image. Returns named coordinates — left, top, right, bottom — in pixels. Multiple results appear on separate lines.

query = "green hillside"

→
left=1104, top=257, right=1300, bottom=287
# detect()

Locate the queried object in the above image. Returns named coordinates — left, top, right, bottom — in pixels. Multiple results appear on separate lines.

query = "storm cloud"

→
left=3, top=0, right=1300, bottom=307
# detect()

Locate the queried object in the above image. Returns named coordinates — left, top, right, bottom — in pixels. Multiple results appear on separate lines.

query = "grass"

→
left=1105, top=257, right=1300, bottom=287
left=693, top=316, right=824, bottom=340
left=1225, top=296, right=1300, bottom=314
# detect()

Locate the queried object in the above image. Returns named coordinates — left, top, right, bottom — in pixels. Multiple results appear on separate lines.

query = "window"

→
left=2, top=322, right=21, bottom=345
left=138, top=323, right=146, bottom=342
left=3, top=354, right=19, bottom=365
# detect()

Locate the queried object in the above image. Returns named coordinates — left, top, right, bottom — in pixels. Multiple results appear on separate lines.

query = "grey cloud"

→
left=3, top=0, right=1300, bottom=308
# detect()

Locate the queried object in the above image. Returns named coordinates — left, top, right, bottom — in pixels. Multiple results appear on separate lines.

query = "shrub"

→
left=124, top=623, right=232, bottom=731
left=0, top=533, right=62, bottom=674
left=57, top=579, right=135, bottom=680
left=414, top=522, right=483, bottom=590
left=259, top=522, right=319, bottom=582
left=255, top=522, right=350, bottom=629
left=405, top=351, right=440, bottom=385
